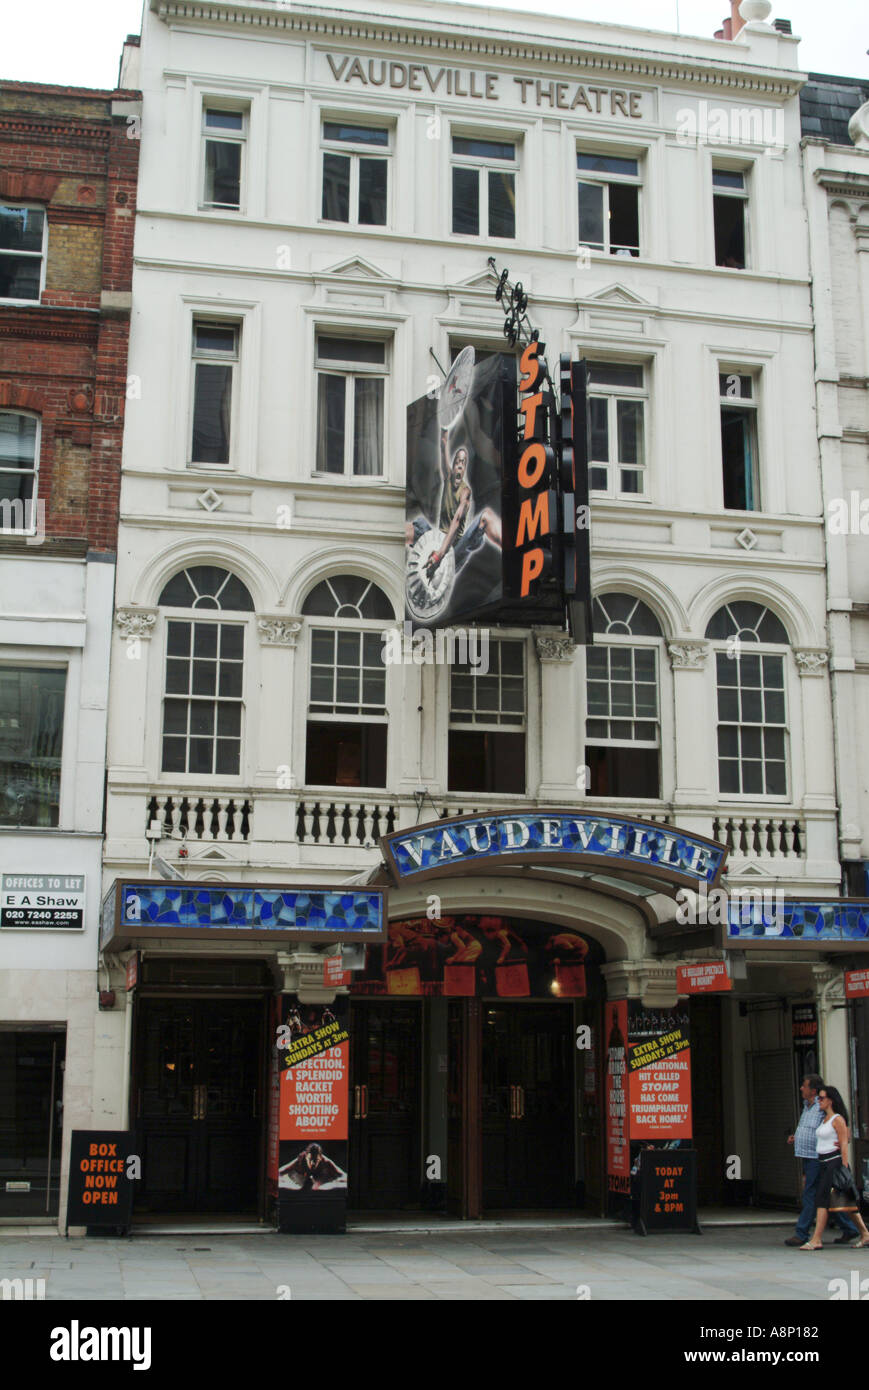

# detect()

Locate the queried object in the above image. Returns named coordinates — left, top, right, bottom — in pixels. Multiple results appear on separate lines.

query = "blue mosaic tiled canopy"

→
left=117, top=885, right=383, bottom=936
left=726, top=902, right=869, bottom=941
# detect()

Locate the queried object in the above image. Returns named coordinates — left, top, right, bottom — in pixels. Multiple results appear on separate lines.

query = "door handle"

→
left=517, top=1086, right=525, bottom=1120
left=509, top=1084, right=516, bottom=1119
left=252, top=1088, right=257, bottom=1119
left=362, top=1084, right=368, bottom=1120
left=353, top=1084, right=360, bottom=1118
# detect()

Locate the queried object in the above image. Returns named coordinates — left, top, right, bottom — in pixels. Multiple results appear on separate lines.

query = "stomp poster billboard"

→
left=607, top=1001, right=693, bottom=1200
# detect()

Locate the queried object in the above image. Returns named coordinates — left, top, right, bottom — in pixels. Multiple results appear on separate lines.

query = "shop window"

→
left=202, top=106, right=247, bottom=210
left=713, top=168, right=748, bottom=268
left=706, top=602, right=789, bottom=797
left=0, top=204, right=46, bottom=301
left=0, top=412, right=39, bottom=529
left=587, top=362, right=647, bottom=497
left=0, top=666, right=66, bottom=826
left=585, top=594, right=661, bottom=798
left=191, top=321, right=240, bottom=466
left=321, top=121, right=389, bottom=226
left=302, top=575, right=394, bottom=788
left=451, top=135, right=517, bottom=239
left=448, top=638, right=525, bottom=794
left=316, top=335, right=387, bottom=477
left=158, top=567, right=253, bottom=776
left=577, top=151, right=640, bottom=257
left=719, top=372, right=759, bottom=510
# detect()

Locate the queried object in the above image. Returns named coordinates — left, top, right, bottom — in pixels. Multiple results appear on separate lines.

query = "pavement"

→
left=2, top=1222, right=867, bottom=1300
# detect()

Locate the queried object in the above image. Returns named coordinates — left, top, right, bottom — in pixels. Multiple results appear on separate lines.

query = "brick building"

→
left=0, top=76, right=140, bottom=1226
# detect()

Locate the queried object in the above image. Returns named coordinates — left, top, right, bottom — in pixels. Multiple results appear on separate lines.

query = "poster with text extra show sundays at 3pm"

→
left=277, top=998, right=349, bottom=1199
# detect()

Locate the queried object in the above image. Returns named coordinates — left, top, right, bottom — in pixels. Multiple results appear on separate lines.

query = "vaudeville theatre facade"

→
left=90, top=0, right=869, bottom=1230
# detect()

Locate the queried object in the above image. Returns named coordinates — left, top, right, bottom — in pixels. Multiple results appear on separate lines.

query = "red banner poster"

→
left=845, top=968, right=869, bottom=999
left=280, top=1010, right=349, bottom=1142
left=495, top=962, right=530, bottom=997
left=606, top=1000, right=630, bottom=1192
left=676, top=962, right=731, bottom=994
left=323, top=954, right=350, bottom=988
left=627, top=1003, right=692, bottom=1141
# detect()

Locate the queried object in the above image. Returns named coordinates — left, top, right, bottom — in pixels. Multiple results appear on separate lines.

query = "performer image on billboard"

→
left=279, top=1143, right=347, bottom=1192
left=405, top=346, right=507, bottom=626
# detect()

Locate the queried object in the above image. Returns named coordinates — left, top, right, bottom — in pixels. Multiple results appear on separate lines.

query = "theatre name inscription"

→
left=323, top=54, right=648, bottom=116
left=382, top=813, right=726, bottom=888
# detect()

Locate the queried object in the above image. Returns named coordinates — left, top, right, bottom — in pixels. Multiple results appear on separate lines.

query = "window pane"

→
left=719, top=373, right=753, bottom=400
left=317, top=374, right=346, bottom=473
left=500, top=642, right=524, bottom=675
left=718, top=688, right=739, bottom=723
left=165, top=659, right=189, bottom=695
left=166, top=621, right=191, bottom=656
left=362, top=672, right=386, bottom=706
left=317, top=337, right=385, bottom=365
left=590, top=396, right=609, bottom=461
left=336, top=631, right=360, bottom=666
left=0, top=256, right=41, bottom=301
left=161, top=737, right=186, bottom=773
left=218, top=664, right=242, bottom=698
left=322, top=152, right=350, bottom=222
left=488, top=170, right=515, bottom=238
left=720, top=408, right=755, bottom=510
left=189, top=739, right=213, bottom=775
left=740, top=688, right=762, bottom=723
left=192, top=363, right=232, bottom=463
left=762, top=654, right=784, bottom=687
left=204, top=141, right=241, bottom=207
left=714, top=193, right=746, bottom=268
left=0, top=667, right=65, bottom=827
left=0, top=206, right=45, bottom=253
left=742, top=759, right=763, bottom=795
left=195, top=324, right=237, bottom=355
left=609, top=182, right=640, bottom=255
left=190, top=703, right=214, bottom=736
left=205, top=110, right=243, bottom=131
left=617, top=399, right=644, bottom=465
left=193, top=625, right=218, bottom=658
left=713, top=169, right=744, bottom=189
left=590, top=466, right=608, bottom=491
left=353, top=377, right=383, bottom=477
left=578, top=181, right=604, bottom=247
left=217, top=704, right=241, bottom=737
left=162, top=700, right=187, bottom=735
left=220, top=625, right=245, bottom=657
left=577, top=153, right=638, bottom=178
left=216, top=740, right=240, bottom=775
left=452, top=136, right=514, bottom=161
left=358, top=158, right=387, bottom=225
left=588, top=364, right=644, bottom=389
left=766, top=760, right=786, bottom=796
left=324, top=123, right=388, bottom=146
left=0, top=413, right=37, bottom=470
left=452, top=166, right=479, bottom=235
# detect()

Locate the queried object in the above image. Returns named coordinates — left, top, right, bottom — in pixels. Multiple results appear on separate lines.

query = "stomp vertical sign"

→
left=276, top=997, right=350, bottom=1233
left=606, top=1000, right=629, bottom=1195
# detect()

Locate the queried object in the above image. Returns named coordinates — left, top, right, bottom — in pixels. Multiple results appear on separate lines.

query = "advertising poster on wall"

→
left=792, top=1003, right=819, bottom=1094
left=353, top=915, right=592, bottom=998
left=606, top=1000, right=630, bottom=1194
left=627, top=1002, right=692, bottom=1141
left=405, top=350, right=511, bottom=628
left=277, top=997, right=349, bottom=1232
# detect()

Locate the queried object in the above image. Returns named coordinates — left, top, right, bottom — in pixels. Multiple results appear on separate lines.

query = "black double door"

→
left=134, top=998, right=264, bottom=1215
left=348, top=1001, right=422, bottom=1210
left=482, top=1003, right=574, bottom=1209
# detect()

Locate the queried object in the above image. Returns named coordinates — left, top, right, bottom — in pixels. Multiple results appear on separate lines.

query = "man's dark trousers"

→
left=796, top=1158, right=858, bottom=1240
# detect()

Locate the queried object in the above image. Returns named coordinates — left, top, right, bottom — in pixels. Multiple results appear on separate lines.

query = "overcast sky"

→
left=1, top=0, right=866, bottom=90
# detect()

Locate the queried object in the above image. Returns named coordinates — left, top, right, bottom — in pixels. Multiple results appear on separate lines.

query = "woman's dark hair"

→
left=819, top=1085, right=849, bottom=1126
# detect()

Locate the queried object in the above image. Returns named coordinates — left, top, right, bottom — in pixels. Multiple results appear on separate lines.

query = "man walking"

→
left=784, top=1073, right=858, bottom=1246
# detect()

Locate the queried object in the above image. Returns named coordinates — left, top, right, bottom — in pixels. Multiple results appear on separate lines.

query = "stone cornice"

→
left=151, top=1, right=805, bottom=97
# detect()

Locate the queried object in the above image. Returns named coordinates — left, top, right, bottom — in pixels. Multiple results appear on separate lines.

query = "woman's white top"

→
left=816, top=1114, right=842, bottom=1156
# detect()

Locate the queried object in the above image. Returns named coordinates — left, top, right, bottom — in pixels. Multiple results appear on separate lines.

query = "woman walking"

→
left=801, top=1086, right=869, bottom=1249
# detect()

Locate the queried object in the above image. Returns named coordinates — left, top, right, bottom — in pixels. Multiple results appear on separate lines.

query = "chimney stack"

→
left=715, top=3, right=744, bottom=40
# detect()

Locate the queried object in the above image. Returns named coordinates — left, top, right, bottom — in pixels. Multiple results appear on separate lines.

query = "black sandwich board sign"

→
left=68, top=1131, right=136, bottom=1233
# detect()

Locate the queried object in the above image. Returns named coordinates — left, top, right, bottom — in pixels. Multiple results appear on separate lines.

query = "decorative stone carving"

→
left=849, top=102, right=869, bottom=151
left=739, top=0, right=772, bottom=22
left=258, top=617, right=302, bottom=648
left=197, top=488, right=223, bottom=512
left=667, top=641, right=707, bottom=670
left=601, top=960, right=679, bottom=1010
left=794, top=649, right=829, bottom=677
left=115, top=608, right=156, bottom=640
left=534, top=631, right=576, bottom=662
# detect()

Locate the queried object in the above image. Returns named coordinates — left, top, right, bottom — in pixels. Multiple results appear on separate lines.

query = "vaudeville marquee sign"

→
left=380, top=813, right=727, bottom=890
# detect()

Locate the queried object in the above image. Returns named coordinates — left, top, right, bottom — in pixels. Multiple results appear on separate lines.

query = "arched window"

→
left=302, top=574, right=394, bottom=788
left=705, top=601, right=788, bottom=797
left=586, top=593, right=663, bottom=798
left=0, top=411, right=40, bottom=531
left=158, top=566, right=253, bottom=776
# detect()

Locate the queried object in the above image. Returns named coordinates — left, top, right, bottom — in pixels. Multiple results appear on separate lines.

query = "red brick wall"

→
left=0, top=83, right=140, bottom=555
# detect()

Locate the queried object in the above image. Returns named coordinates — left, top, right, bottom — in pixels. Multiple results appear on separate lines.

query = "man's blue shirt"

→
left=794, top=1097, right=823, bottom=1158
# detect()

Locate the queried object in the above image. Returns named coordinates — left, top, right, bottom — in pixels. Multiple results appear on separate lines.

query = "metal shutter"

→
left=750, top=1050, right=801, bottom=1205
